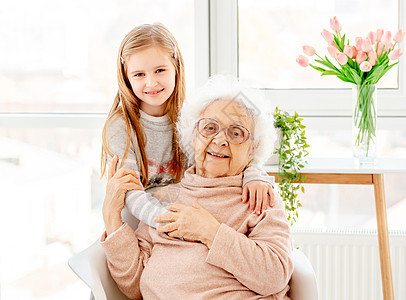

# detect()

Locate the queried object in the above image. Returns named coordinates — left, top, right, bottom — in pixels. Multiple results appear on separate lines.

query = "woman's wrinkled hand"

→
left=103, top=155, right=142, bottom=235
left=242, top=180, right=275, bottom=215
left=154, top=200, right=220, bottom=249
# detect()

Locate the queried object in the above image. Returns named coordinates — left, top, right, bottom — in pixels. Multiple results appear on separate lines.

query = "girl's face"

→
left=126, top=46, right=176, bottom=117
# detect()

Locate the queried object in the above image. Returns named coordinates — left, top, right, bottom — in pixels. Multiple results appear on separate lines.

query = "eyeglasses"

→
left=195, top=118, right=252, bottom=144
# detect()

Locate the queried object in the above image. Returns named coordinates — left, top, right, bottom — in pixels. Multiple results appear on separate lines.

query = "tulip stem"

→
left=315, top=53, right=324, bottom=61
left=354, top=85, right=377, bottom=156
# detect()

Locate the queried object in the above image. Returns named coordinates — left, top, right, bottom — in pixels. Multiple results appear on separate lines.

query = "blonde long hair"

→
left=101, top=23, right=186, bottom=186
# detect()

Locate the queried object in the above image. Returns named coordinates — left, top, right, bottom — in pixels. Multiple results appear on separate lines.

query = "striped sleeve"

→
left=125, top=190, right=171, bottom=228
left=242, top=165, right=275, bottom=187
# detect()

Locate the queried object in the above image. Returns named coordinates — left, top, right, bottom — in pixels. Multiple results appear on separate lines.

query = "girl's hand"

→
left=102, top=155, right=141, bottom=235
left=154, top=200, right=220, bottom=249
left=242, top=180, right=275, bottom=215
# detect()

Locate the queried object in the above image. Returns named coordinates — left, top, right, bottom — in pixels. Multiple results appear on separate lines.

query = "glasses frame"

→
left=195, top=118, right=252, bottom=145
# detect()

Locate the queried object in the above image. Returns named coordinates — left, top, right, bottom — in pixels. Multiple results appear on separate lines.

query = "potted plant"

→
left=273, top=107, right=309, bottom=225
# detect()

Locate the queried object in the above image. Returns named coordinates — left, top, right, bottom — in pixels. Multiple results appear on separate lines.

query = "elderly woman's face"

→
left=193, top=99, right=255, bottom=178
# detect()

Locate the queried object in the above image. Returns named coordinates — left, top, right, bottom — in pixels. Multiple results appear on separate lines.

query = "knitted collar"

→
left=181, top=166, right=243, bottom=189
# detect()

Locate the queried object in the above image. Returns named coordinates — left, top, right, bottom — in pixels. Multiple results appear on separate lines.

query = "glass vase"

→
left=352, top=84, right=377, bottom=166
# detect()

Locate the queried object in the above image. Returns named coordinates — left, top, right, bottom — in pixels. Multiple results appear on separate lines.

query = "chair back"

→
left=68, top=207, right=139, bottom=300
left=288, top=248, right=318, bottom=300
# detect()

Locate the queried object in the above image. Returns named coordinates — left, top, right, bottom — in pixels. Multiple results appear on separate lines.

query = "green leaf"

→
left=321, top=70, right=342, bottom=76
left=337, top=75, right=354, bottom=83
left=309, top=64, right=326, bottom=72
left=314, top=58, right=339, bottom=72
left=349, top=68, right=362, bottom=85
left=334, top=36, right=341, bottom=48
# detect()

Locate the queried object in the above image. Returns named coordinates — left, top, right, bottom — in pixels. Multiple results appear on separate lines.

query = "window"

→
left=0, top=0, right=195, bottom=299
left=208, top=0, right=406, bottom=116
left=0, top=0, right=195, bottom=113
left=238, top=0, right=399, bottom=89
left=0, top=127, right=104, bottom=299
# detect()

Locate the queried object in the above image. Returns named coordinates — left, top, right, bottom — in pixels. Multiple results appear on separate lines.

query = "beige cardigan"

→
left=101, top=167, right=293, bottom=299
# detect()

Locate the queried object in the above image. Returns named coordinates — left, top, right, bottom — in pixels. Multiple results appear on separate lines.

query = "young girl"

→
left=101, top=23, right=275, bottom=229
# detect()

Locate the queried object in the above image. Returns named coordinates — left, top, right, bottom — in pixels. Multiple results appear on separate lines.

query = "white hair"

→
left=177, top=75, right=277, bottom=166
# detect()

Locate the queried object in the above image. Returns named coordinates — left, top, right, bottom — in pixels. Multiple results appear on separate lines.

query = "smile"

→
left=207, top=151, right=230, bottom=158
left=145, top=88, right=164, bottom=95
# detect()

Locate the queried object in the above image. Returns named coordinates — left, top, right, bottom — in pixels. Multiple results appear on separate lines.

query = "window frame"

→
left=1, top=0, right=405, bottom=130
left=206, top=0, right=406, bottom=120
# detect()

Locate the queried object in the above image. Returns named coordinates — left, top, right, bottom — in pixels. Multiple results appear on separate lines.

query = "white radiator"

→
left=291, top=228, right=406, bottom=300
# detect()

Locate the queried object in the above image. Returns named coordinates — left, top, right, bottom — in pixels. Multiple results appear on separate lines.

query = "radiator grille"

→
left=291, top=228, right=406, bottom=300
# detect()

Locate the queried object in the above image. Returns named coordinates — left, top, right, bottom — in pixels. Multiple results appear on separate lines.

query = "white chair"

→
left=69, top=209, right=318, bottom=300
left=68, top=208, right=139, bottom=300
left=288, top=248, right=318, bottom=300
left=69, top=239, right=131, bottom=300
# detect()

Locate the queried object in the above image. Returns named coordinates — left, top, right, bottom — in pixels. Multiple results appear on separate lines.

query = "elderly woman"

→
left=101, top=76, right=293, bottom=299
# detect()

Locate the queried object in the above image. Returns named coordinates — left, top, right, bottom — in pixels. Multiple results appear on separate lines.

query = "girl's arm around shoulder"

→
left=242, top=165, right=276, bottom=215
left=242, top=164, right=274, bottom=186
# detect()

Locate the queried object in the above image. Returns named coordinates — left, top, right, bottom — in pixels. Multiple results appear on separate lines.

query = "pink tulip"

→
left=384, top=42, right=394, bottom=52
left=355, top=37, right=363, bottom=50
left=382, top=31, right=392, bottom=45
left=376, top=43, right=384, bottom=56
left=368, top=51, right=377, bottom=66
left=388, top=48, right=403, bottom=60
left=376, top=29, right=384, bottom=42
left=361, top=38, right=373, bottom=52
left=351, top=46, right=358, bottom=58
left=393, top=29, right=405, bottom=43
left=360, top=61, right=373, bottom=72
left=303, top=45, right=316, bottom=56
left=321, top=29, right=334, bottom=43
left=367, top=32, right=376, bottom=45
left=327, top=45, right=339, bottom=58
left=330, top=16, right=342, bottom=33
left=329, top=41, right=339, bottom=48
left=344, top=45, right=354, bottom=58
left=335, top=52, right=348, bottom=65
left=356, top=51, right=367, bottom=64
left=296, top=55, right=309, bottom=67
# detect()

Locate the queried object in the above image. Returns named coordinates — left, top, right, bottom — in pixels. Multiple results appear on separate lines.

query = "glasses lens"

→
left=197, top=119, right=250, bottom=144
left=198, top=119, right=220, bottom=138
left=226, top=126, right=248, bottom=144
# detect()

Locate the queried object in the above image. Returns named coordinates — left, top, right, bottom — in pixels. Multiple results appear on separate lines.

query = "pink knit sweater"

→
left=101, top=167, right=293, bottom=299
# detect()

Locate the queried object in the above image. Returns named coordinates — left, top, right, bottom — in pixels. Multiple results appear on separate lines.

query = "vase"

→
left=352, top=84, right=377, bottom=166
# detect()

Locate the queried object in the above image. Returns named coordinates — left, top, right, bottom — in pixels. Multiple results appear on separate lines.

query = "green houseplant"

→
left=273, top=107, right=310, bottom=225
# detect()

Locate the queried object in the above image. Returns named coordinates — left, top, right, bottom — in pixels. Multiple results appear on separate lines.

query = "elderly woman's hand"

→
left=242, top=180, right=275, bottom=215
left=103, top=155, right=142, bottom=236
left=154, top=200, right=221, bottom=249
